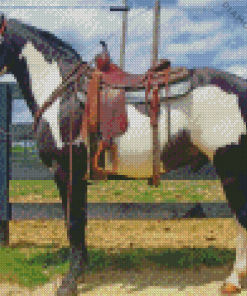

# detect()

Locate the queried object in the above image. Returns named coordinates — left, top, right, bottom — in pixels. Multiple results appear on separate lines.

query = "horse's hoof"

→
left=56, top=273, right=78, bottom=296
left=220, top=283, right=241, bottom=294
left=56, top=284, right=78, bottom=296
left=239, top=271, right=247, bottom=278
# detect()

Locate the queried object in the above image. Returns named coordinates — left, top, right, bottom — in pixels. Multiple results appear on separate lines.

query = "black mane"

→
left=6, top=17, right=83, bottom=76
left=25, top=23, right=80, bottom=59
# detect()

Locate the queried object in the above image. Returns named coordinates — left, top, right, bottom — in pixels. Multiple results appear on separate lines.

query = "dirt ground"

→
left=2, top=264, right=247, bottom=295
left=2, top=218, right=246, bottom=295
left=9, top=218, right=238, bottom=249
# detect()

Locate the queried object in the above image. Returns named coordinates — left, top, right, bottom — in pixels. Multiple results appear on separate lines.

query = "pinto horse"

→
left=0, top=14, right=247, bottom=295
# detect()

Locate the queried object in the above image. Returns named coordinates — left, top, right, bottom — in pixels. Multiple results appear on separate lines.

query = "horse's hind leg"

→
left=55, top=144, right=88, bottom=296
left=221, top=222, right=247, bottom=293
left=213, top=139, right=247, bottom=293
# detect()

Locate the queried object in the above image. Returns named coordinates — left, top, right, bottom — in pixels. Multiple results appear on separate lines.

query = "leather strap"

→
left=165, top=66, right=171, bottom=142
left=33, top=61, right=90, bottom=138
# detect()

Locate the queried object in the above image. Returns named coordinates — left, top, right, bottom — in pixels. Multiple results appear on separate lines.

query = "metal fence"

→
left=10, top=124, right=54, bottom=180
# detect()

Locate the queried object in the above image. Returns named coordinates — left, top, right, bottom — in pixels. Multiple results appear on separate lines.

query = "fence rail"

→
left=9, top=202, right=233, bottom=220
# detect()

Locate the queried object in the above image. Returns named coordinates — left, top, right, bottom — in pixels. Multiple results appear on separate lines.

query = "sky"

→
left=0, top=0, right=247, bottom=124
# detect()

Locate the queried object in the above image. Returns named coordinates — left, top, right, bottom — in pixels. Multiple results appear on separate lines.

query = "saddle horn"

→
left=100, top=40, right=108, bottom=52
left=96, top=40, right=110, bottom=72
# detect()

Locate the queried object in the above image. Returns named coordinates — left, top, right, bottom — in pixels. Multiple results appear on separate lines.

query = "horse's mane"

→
left=7, top=18, right=82, bottom=64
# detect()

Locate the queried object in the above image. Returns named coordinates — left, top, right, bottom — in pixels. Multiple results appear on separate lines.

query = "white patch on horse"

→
left=187, top=86, right=246, bottom=162
left=112, top=84, right=246, bottom=178
left=114, top=95, right=191, bottom=178
left=19, top=42, right=63, bottom=149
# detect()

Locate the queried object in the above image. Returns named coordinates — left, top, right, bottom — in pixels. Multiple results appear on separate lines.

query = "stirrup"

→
left=220, top=282, right=242, bottom=294
left=92, top=141, right=118, bottom=178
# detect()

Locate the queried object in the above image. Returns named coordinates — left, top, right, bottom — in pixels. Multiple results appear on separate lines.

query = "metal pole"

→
left=151, top=0, right=161, bottom=187
left=110, top=2, right=129, bottom=70
left=120, top=0, right=128, bottom=70
left=152, top=0, right=160, bottom=68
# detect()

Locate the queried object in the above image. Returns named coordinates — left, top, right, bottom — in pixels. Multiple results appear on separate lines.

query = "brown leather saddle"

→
left=82, top=42, right=187, bottom=179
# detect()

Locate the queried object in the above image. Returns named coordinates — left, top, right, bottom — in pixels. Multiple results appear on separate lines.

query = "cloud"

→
left=178, top=0, right=247, bottom=7
left=213, top=47, right=247, bottom=67
left=0, top=0, right=120, bottom=7
left=177, top=0, right=219, bottom=7
left=226, top=66, right=247, bottom=79
left=180, top=20, right=223, bottom=34
left=0, top=2, right=246, bottom=76
left=166, top=31, right=230, bottom=58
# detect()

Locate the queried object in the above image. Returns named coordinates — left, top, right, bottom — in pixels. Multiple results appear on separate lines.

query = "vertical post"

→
left=120, top=0, right=128, bottom=70
left=0, top=84, right=12, bottom=246
left=152, top=0, right=160, bottom=68
left=110, top=3, right=130, bottom=70
left=151, top=0, right=161, bottom=187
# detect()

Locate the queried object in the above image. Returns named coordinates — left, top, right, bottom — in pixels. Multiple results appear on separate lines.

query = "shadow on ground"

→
left=74, top=262, right=239, bottom=293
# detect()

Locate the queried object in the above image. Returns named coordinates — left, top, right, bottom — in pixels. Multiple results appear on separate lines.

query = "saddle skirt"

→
left=81, top=65, right=129, bottom=144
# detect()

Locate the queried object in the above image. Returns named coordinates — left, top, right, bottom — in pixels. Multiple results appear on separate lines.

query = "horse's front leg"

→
left=55, top=145, right=88, bottom=296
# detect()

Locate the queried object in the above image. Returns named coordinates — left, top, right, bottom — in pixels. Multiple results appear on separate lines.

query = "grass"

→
left=0, top=244, right=236, bottom=289
left=9, top=180, right=60, bottom=200
left=9, top=180, right=226, bottom=203
left=9, top=146, right=226, bottom=203
left=11, top=147, right=37, bottom=152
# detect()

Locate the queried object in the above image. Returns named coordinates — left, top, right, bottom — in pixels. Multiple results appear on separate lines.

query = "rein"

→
left=32, top=61, right=92, bottom=138
left=32, top=60, right=92, bottom=236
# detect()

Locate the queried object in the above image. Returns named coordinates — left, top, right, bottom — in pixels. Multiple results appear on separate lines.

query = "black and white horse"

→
left=1, top=14, right=247, bottom=294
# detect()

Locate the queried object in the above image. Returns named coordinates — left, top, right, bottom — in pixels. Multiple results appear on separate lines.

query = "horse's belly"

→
left=114, top=148, right=156, bottom=178
left=188, top=86, right=247, bottom=161
left=113, top=103, right=189, bottom=178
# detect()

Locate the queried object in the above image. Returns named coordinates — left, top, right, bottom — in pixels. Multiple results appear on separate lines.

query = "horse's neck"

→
left=19, top=42, right=63, bottom=108
left=17, top=42, right=64, bottom=149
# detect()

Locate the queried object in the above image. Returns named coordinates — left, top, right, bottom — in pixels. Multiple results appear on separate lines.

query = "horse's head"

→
left=0, top=15, right=15, bottom=77
left=0, top=14, right=35, bottom=82
left=0, top=15, right=9, bottom=77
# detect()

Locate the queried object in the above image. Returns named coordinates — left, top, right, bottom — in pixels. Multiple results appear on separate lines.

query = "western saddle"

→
left=84, top=41, right=190, bottom=180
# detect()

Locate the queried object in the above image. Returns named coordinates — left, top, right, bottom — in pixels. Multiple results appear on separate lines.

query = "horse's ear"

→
left=0, top=15, right=7, bottom=35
